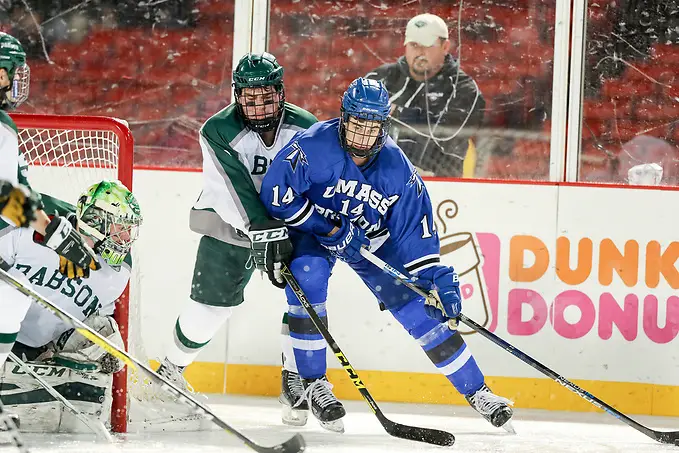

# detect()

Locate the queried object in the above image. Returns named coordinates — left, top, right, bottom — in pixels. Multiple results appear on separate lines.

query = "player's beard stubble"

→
left=411, top=56, right=430, bottom=78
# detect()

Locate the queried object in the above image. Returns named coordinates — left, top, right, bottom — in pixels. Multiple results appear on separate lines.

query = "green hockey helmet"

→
left=0, top=32, right=29, bottom=110
left=76, top=180, right=142, bottom=268
left=232, top=52, right=285, bottom=133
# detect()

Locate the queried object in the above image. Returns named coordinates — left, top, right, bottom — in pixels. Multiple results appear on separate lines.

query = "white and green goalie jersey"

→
left=190, top=102, right=317, bottom=247
left=0, top=194, right=132, bottom=348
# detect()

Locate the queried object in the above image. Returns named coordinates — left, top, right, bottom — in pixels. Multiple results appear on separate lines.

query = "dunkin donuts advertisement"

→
left=428, top=181, right=679, bottom=385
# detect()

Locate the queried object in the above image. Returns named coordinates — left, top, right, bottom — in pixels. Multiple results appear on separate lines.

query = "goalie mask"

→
left=0, top=32, right=30, bottom=110
left=233, top=52, right=285, bottom=133
left=76, top=180, right=142, bottom=268
left=340, top=77, right=391, bottom=159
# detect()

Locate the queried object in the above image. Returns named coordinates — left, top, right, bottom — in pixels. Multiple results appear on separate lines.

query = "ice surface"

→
left=15, top=394, right=679, bottom=453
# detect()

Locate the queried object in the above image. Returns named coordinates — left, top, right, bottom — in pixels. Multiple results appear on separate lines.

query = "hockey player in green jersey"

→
left=158, top=52, right=317, bottom=425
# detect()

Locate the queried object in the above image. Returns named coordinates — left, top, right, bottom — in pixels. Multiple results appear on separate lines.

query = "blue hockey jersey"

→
left=260, top=118, right=441, bottom=275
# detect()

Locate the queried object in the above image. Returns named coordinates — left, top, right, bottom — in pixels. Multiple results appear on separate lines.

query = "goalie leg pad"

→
left=0, top=360, right=112, bottom=433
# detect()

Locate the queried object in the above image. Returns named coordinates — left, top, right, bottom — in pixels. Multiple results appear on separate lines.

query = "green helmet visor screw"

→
left=0, top=32, right=29, bottom=110
left=232, top=52, right=285, bottom=133
left=76, top=180, right=142, bottom=268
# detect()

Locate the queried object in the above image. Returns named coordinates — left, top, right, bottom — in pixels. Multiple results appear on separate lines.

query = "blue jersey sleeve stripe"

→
left=405, top=255, right=441, bottom=274
left=286, top=200, right=314, bottom=227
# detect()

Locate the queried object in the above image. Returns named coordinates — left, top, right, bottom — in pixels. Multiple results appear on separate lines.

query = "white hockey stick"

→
left=0, top=265, right=305, bottom=453
left=7, top=352, right=113, bottom=442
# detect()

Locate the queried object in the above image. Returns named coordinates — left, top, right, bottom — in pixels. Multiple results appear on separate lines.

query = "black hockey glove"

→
left=249, top=219, right=293, bottom=289
left=0, top=181, right=40, bottom=228
left=43, top=215, right=101, bottom=279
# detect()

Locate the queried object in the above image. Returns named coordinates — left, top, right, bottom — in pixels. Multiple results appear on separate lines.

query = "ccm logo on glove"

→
left=250, top=228, right=289, bottom=243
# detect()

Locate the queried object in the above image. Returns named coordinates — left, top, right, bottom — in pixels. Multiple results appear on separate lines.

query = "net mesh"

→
left=19, top=128, right=121, bottom=200
left=14, top=114, right=209, bottom=433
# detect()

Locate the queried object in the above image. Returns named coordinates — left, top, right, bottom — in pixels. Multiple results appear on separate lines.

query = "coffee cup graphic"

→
left=439, top=232, right=491, bottom=334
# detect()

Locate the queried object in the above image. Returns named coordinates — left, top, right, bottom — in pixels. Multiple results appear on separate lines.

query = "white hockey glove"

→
left=53, top=314, right=125, bottom=374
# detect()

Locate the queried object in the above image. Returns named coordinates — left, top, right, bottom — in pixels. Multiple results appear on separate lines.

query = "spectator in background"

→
left=365, top=13, right=485, bottom=178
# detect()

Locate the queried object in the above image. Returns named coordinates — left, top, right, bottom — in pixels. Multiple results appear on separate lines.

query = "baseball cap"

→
left=404, top=13, right=449, bottom=47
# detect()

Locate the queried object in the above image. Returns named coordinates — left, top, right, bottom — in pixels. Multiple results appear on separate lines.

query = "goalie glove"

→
left=53, top=314, right=125, bottom=374
left=43, top=215, right=101, bottom=279
left=0, top=181, right=40, bottom=228
left=248, top=219, right=293, bottom=289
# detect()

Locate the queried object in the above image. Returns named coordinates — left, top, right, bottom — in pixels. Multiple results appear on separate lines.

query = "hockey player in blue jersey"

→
left=259, top=77, right=514, bottom=433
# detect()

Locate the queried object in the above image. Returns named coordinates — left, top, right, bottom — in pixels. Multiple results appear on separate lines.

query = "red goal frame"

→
left=11, top=113, right=134, bottom=433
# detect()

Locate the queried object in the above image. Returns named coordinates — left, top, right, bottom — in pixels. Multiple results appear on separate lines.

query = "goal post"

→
left=11, top=113, right=134, bottom=433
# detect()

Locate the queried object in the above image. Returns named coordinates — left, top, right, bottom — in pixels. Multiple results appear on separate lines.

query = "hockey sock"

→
left=165, top=299, right=233, bottom=367
left=286, top=303, right=328, bottom=379
left=0, top=279, right=31, bottom=367
left=391, top=298, right=484, bottom=395
left=283, top=256, right=332, bottom=379
left=0, top=332, right=17, bottom=368
left=281, top=312, right=298, bottom=373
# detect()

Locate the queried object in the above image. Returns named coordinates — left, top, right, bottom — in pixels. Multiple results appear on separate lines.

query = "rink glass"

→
left=6, top=2, right=675, bottom=183
left=577, top=3, right=679, bottom=186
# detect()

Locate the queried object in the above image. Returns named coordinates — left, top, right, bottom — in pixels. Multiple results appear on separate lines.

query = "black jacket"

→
left=366, top=54, right=485, bottom=177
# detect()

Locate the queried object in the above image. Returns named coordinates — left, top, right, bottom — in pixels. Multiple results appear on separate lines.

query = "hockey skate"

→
left=300, top=376, right=346, bottom=433
left=279, top=369, right=309, bottom=426
left=465, top=384, right=515, bottom=433
left=157, top=358, right=194, bottom=394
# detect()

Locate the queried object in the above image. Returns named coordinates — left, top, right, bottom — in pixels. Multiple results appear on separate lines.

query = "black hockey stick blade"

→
left=253, top=433, right=306, bottom=453
left=459, top=314, right=679, bottom=447
left=382, top=417, right=455, bottom=447
left=653, top=430, right=679, bottom=445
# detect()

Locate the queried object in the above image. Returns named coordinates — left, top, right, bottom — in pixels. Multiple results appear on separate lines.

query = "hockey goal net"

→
left=11, top=113, right=134, bottom=433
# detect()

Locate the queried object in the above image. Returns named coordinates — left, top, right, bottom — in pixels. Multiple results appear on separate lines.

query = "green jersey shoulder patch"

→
left=200, top=104, right=245, bottom=152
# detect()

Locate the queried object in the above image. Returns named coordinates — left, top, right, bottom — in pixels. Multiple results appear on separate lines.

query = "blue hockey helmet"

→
left=339, top=77, right=391, bottom=159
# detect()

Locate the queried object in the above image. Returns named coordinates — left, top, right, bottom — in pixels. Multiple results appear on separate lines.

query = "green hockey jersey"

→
left=190, top=102, right=317, bottom=246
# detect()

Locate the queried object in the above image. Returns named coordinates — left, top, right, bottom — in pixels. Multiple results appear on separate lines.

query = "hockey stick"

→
left=7, top=352, right=112, bottom=442
left=280, top=264, right=456, bottom=447
left=360, top=248, right=679, bottom=446
left=0, top=398, right=28, bottom=453
left=0, top=267, right=305, bottom=453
